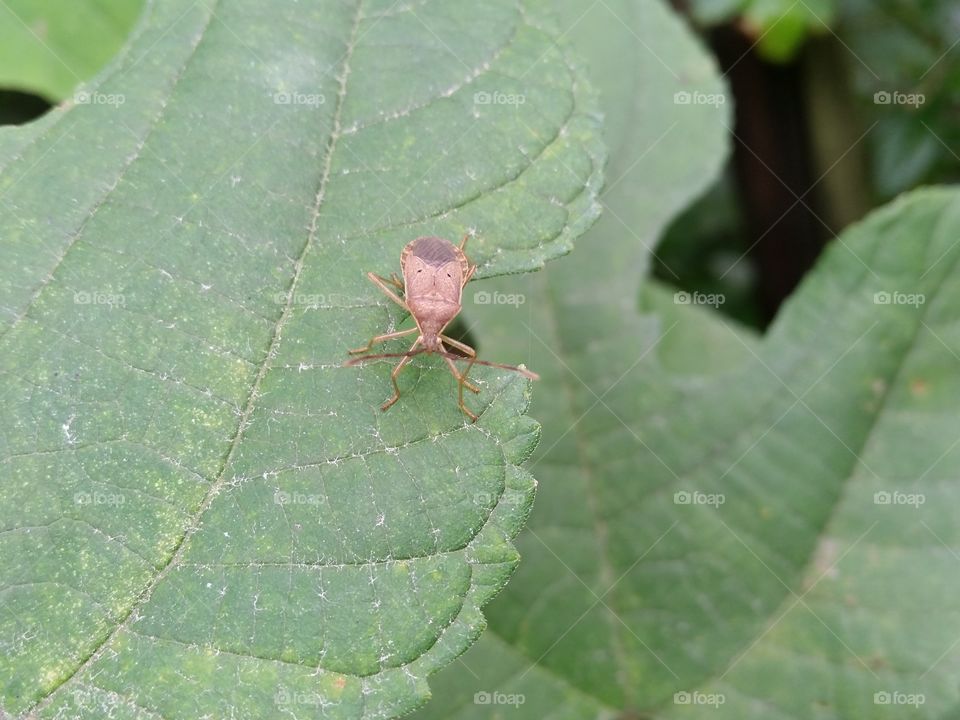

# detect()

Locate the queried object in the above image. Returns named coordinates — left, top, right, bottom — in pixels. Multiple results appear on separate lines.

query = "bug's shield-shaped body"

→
left=401, top=236, right=469, bottom=350
left=346, top=234, right=536, bottom=421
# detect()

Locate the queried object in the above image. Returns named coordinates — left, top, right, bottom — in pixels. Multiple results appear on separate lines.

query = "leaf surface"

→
left=0, top=1, right=603, bottom=717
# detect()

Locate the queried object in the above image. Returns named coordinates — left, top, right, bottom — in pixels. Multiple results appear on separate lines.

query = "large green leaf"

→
left=544, top=0, right=730, bottom=283
left=0, top=0, right=144, bottom=101
left=0, top=0, right=604, bottom=717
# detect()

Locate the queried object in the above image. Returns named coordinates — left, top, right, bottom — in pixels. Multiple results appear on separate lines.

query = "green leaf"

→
left=688, top=0, right=836, bottom=62
left=0, top=0, right=145, bottom=101
left=550, top=0, right=731, bottom=281
left=744, top=0, right=835, bottom=62
left=0, top=0, right=604, bottom=717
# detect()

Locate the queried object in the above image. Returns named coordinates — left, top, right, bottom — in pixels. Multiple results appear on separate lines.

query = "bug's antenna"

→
left=443, top=353, right=539, bottom=380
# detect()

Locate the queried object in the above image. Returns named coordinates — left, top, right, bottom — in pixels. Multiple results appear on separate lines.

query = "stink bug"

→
left=346, top=234, right=538, bottom=421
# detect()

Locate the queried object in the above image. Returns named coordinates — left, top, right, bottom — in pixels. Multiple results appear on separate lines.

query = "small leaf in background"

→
left=741, top=0, right=835, bottom=62
left=0, top=0, right=144, bottom=101
left=0, top=0, right=604, bottom=717
left=688, top=0, right=836, bottom=62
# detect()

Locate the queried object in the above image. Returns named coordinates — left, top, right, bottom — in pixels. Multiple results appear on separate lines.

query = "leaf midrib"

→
left=24, top=0, right=365, bottom=712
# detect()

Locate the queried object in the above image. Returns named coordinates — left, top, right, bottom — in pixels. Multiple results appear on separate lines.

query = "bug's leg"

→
left=348, top=327, right=417, bottom=355
left=387, top=272, right=403, bottom=289
left=382, top=338, right=420, bottom=411
left=459, top=355, right=479, bottom=402
left=458, top=234, right=477, bottom=286
left=440, top=334, right=476, bottom=357
left=366, top=272, right=407, bottom=309
left=444, top=355, right=478, bottom=422
left=440, top=335, right=480, bottom=393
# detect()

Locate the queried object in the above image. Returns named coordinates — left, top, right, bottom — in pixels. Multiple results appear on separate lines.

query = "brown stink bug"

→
left=345, top=234, right=538, bottom=421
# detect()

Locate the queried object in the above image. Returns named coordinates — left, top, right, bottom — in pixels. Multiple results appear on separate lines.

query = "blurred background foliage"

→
left=1, top=0, right=958, bottom=326
left=661, top=0, right=960, bottom=326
